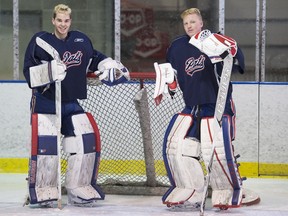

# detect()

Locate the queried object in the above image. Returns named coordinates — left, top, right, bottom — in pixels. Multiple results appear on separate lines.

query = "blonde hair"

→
left=53, top=4, right=72, bottom=19
left=180, top=8, right=202, bottom=20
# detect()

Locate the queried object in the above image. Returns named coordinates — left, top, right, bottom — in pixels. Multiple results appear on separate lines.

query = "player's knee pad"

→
left=28, top=113, right=59, bottom=204
left=201, top=115, right=243, bottom=208
left=162, top=113, right=205, bottom=207
left=62, top=112, right=104, bottom=204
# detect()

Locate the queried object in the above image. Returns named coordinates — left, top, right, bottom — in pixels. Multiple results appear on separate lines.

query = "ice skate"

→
left=38, top=201, right=54, bottom=208
left=168, top=201, right=201, bottom=211
left=67, top=189, right=98, bottom=207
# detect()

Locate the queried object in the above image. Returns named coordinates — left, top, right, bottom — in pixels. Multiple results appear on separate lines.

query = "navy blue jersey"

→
left=166, top=34, right=244, bottom=108
left=23, top=31, right=107, bottom=102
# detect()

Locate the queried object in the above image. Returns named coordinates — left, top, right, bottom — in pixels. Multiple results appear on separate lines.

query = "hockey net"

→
left=61, top=72, right=185, bottom=195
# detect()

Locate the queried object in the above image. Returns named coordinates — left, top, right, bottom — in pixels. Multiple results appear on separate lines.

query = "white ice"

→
left=1, top=173, right=288, bottom=216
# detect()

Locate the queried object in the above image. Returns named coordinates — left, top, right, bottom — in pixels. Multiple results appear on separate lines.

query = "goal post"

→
left=61, top=72, right=185, bottom=195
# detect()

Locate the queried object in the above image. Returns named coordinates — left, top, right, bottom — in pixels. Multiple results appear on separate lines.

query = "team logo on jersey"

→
left=185, top=55, right=205, bottom=77
left=62, top=51, right=83, bottom=68
left=74, top=38, right=84, bottom=42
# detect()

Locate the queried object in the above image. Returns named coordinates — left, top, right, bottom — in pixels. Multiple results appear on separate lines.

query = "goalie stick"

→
left=199, top=53, right=233, bottom=216
left=35, top=37, right=63, bottom=209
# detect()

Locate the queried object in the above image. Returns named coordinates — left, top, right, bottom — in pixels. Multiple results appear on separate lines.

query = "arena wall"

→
left=0, top=81, right=287, bottom=177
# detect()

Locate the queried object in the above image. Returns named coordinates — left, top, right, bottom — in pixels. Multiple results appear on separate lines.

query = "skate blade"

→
left=68, top=200, right=97, bottom=207
left=168, top=202, right=201, bottom=212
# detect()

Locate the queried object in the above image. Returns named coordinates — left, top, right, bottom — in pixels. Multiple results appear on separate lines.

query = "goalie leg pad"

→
left=28, top=113, right=59, bottom=204
left=201, top=115, right=243, bottom=208
left=162, top=113, right=204, bottom=207
left=63, top=113, right=104, bottom=204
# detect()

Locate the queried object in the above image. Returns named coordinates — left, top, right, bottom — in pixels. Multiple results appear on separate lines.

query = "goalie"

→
left=23, top=4, right=129, bottom=207
left=154, top=8, right=245, bottom=210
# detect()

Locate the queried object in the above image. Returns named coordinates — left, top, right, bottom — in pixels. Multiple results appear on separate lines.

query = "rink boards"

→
left=0, top=81, right=287, bottom=177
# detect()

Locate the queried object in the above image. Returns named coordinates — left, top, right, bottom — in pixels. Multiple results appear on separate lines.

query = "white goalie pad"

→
left=29, top=60, right=66, bottom=87
left=200, top=117, right=243, bottom=207
left=62, top=113, right=95, bottom=154
left=189, top=29, right=237, bottom=63
left=153, top=62, right=176, bottom=105
left=34, top=155, right=59, bottom=202
left=37, top=114, right=58, bottom=135
left=65, top=153, right=103, bottom=202
left=163, top=114, right=204, bottom=206
left=62, top=113, right=103, bottom=203
left=28, top=114, right=59, bottom=204
left=29, top=62, right=51, bottom=87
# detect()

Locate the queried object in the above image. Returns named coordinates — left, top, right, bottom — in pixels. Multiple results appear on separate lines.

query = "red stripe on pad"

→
left=31, top=114, right=38, bottom=156
left=86, top=112, right=101, bottom=153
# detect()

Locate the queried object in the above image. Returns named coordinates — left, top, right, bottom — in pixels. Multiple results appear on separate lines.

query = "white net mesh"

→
left=61, top=73, right=185, bottom=194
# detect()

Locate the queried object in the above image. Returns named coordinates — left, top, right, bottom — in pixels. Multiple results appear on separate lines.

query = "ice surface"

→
left=1, top=174, right=288, bottom=216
